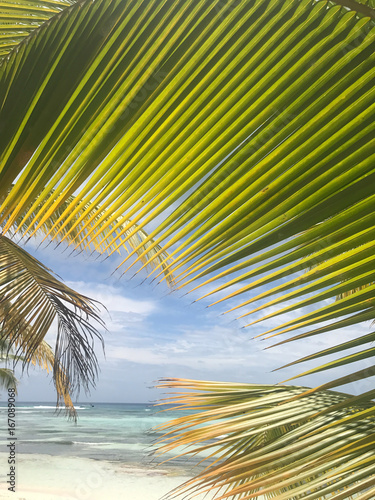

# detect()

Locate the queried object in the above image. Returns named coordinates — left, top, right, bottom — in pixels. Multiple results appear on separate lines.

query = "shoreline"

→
left=0, top=453, right=215, bottom=500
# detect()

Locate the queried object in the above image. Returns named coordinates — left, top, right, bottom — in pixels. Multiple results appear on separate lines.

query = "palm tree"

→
left=0, top=0, right=374, bottom=496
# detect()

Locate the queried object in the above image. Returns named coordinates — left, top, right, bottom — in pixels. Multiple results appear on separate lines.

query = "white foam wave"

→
left=33, top=405, right=87, bottom=410
left=73, top=441, right=114, bottom=446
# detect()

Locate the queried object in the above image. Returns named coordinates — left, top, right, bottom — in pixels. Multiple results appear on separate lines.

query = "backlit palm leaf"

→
left=154, top=379, right=375, bottom=499
left=10, top=193, right=175, bottom=284
left=0, top=0, right=374, bottom=494
left=0, top=0, right=77, bottom=60
left=0, top=0, right=373, bottom=384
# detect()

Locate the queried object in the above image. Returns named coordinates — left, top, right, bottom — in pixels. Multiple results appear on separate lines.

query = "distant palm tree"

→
left=0, top=326, right=79, bottom=416
left=0, top=0, right=374, bottom=497
left=0, top=339, right=18, bottom=390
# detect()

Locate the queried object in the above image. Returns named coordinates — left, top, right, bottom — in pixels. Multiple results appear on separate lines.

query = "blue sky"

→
left=4, top=235, right=374, bottom=404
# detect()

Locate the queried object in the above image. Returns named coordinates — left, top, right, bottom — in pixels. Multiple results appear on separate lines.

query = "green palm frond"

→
left=0, top=337, right=19, bottom=392
left=154, top=378, right=375, bottom=500
left=0, top=0, right=77, bottom=61
left=9, top=194, right=175, bottom=285
left=0, top=0, right=374, bottom=486
left=0, top=0, right=373, bottom=396
left=0, top=0, right=373, bottom=337
left=0, top=234, right=104, bottom=399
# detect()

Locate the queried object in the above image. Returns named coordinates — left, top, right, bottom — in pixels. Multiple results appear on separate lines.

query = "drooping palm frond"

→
left=27, top=339, right=77, bottom=419
left=154, top=379, right=375, bottom=500
left=0, top=337, right=20, bottom=393
left=0, top=335, right=76, bottom=416
left=0, top=234, right=104, bottom=400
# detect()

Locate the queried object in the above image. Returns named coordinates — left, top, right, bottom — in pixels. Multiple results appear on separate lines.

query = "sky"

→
left=2, top=234, right=374, bottom=405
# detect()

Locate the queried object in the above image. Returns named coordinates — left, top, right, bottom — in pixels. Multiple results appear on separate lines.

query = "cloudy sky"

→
left=7, top=235, right=374, bottom=404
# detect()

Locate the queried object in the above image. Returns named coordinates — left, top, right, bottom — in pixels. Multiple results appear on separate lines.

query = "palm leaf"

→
left=334, top=1, right=375, bottom=18
left=0, top=0, right=77, bottom=61
left=154, top=378, right=375, bottom=500
left=0, top=0, right=373, bottom=352
left=26, top=339, right=78, bottom=419
left=0, top=0, right=374, bottom=489
left=9, top=195, right=175, bottom=285
left=0, top=234, right=104, bottom=400
left=0, top=334, right=76, bottom=417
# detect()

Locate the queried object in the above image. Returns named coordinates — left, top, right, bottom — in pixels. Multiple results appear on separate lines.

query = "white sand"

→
left=0, top=453, right=214, bottom=500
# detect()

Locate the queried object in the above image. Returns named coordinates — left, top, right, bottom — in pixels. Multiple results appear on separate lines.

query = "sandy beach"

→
left=0, top=453, right=215, bottom=500
left=0, top=403, right=231, bottom=500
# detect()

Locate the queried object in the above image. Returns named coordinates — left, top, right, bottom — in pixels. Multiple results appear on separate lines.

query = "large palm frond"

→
left=154, top=379, right=375, bottom=499
left=0, top=0, right=374, bottom=490
left=0, top=0, right=373, bottom=391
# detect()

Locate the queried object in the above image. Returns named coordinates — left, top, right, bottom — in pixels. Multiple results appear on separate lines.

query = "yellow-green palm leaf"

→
left=9, top=192, right=175, bottom=284
left=0, top=0, right=374, bottom=492
left=27, top=339, right=78, bottom=419
left=0, top=0, right=77, bottom=60
left=0, top=1, right=374, bottom=382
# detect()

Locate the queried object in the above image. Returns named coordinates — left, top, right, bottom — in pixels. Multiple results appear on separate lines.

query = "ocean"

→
left=0, top=402, right=215, bottom=500
left=0, top=402, right=180, bottom=465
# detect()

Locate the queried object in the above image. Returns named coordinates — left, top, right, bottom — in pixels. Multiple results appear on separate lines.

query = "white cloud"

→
left=66, top=281, right=157, bottom=316
left=42, top=281, right=159, bottom=347
left=12, top=240, right=375, bottom=403
left=106, top=324, right=271, bottom=373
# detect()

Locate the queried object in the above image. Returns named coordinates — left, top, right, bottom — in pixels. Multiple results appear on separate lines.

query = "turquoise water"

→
left=0, top=402, right=199, bottom=471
